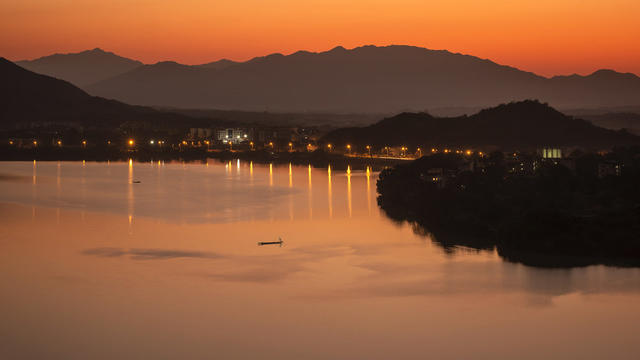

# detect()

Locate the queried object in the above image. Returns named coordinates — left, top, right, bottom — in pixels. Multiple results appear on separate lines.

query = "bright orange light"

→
left=57, top=140, right=62, bottom=146
left=128, top=139, right=134, bottom=146
left=466, top=150, right=472, bottom=155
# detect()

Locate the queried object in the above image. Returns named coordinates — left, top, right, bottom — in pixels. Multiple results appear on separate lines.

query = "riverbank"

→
left=376, top=151, right=640, bottom=267
left=0, top=147, right=404, bottom=170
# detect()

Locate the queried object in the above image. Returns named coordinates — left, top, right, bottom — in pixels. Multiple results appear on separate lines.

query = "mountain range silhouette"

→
left=15, top=45, right=640, bottom=113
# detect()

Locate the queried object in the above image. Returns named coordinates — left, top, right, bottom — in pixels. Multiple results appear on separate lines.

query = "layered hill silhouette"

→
left=17, top=45, right=640, bottom=113
left=58, top=45, right=640, bottom=113
left=0, top=58, right=206, bottom=129
left=321, top=100, right=640, bottom=150
left=16, top=48, right=143, bottom=87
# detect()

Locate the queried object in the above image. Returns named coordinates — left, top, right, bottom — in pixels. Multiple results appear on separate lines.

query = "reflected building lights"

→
left=366, top=166, right=372, bottom=215
left=347, top=166, right=352, bottom=218
left=128, top=158, right=134, bottom=232
left=269, top=163, right=273, bottom=187
left=328, top=165, right=333, bottom=218
left=308, top=164, right=313, bottom=219
left=289, top=163, right=293, bottom=188
left=31, top=161, right=37, bottom=221
left=56, top=162, right=61, bottom=224
left=81, top=161, right=87, bottom=221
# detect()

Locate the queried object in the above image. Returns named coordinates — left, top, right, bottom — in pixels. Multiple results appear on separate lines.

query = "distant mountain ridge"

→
left=15, top=45, right=640, bottom=113
left=0, top=57, right=205, bottom=130
left=16, top=48, right=143, bottom=87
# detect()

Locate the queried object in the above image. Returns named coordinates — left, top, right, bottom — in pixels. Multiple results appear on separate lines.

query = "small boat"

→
left=258, top=237, right=284, bottom=247
left=132, top=180, right=141, bottom=184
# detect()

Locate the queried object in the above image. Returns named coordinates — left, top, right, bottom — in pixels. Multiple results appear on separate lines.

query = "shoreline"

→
left=0, top=148, right=405, bottom=170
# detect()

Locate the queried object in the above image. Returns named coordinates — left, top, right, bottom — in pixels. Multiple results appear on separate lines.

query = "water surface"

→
left=1, top=160, right=639, bottom=359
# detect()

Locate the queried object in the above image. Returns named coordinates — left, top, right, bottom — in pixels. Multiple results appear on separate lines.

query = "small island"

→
left=376, top=148, right=640, bottom=267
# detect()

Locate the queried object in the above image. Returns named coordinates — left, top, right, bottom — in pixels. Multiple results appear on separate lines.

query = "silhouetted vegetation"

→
left=323, top=100, right=640, bottom=151
left=377, top=148, right=640, bottom=267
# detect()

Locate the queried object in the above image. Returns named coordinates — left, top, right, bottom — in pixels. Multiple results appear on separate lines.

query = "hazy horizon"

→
left=10, top=44, right=640, bottom=79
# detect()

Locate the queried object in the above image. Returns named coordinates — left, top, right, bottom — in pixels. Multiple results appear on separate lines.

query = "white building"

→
left=216, top=128, right=249, bottom=144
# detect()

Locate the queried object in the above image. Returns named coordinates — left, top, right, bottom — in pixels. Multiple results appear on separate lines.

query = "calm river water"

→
left=1, top=160, right=639, bottom=359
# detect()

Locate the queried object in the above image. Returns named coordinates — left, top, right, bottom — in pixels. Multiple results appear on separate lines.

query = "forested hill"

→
left=321, top=100, right=640, bottom=150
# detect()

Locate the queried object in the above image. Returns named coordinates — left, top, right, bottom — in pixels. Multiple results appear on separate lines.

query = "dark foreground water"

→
left=1, top=160, right=639, bottom=359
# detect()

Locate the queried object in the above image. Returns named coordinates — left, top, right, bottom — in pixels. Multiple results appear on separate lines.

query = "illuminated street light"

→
left=327, top=143, right=332, bottom=152
left=57, top=140, right=62, bottom=146
left=306, top=143, right=312, bottom=152
left=82, top=140, right=87, bottom=147
left=150, top=140, right=155, bottom=145
left=417, top=147, right=422, bottom=157
left=128, top=139, right=135, bottom=146
left=289, top=142, right=293, bottom=151
left=466, top=150, right=472, bottom=155
left=33, top=140, right=38, bottom=146
left=366, top=145, right=371, bottom=156
left=228, top=141, right=233, bottom=150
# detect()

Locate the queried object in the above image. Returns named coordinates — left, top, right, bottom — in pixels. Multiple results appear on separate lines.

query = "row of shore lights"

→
left=324, top=143, right=484, bottom=156
left=11, top=139, right=481, bottom=157
left=9, top=139, right=163, bottom=147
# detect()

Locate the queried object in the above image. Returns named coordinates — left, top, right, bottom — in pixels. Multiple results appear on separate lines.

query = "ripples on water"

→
left=1, top=160, right=639, bottom=360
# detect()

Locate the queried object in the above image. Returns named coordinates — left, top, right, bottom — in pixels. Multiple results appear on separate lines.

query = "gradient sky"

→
left=1, top=0, right=639, bottom=77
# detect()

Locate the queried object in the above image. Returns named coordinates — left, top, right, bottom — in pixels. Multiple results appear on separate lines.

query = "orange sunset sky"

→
left=1, top=0, right=639, bottom=77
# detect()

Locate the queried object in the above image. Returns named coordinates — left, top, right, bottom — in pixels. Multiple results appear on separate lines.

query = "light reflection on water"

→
left=1, top=160, right=640, bottom=360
